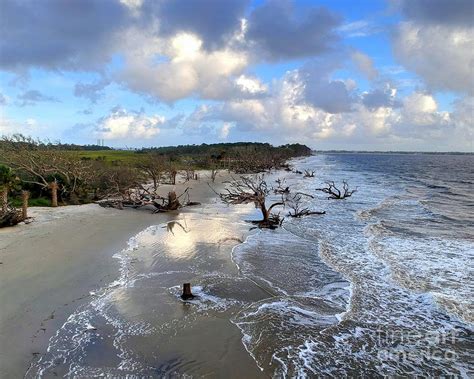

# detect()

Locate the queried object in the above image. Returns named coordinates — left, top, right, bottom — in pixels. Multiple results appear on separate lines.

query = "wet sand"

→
left=0, top=174, right=241, bottom=378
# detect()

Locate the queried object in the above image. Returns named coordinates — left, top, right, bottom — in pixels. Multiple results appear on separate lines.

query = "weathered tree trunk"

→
left=1, top=187, right=8, bottom=214
left=167, top=191, right=180, bottom=210
left=171, top=170, right=177, bottom=185
left=22, top=191, right=29, bottom=219
left=181, top=283, right=194, bottom=300
left=260, top=202, right=269, bottom=222
left=50, top=182, right=58, bottom=207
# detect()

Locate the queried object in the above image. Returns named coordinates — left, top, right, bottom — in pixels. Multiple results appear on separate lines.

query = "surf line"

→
left=228, top=231, right=280, bottom=299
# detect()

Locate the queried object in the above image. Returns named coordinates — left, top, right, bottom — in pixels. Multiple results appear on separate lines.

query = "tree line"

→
left=0, top=135, right=312, bottom=226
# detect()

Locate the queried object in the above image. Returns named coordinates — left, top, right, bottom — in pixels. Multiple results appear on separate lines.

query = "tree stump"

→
left=181, top=283, right=194, bottom=300
left=21, top=191, right=29, bottom=220
left=167, top=191, right=180, bottom=210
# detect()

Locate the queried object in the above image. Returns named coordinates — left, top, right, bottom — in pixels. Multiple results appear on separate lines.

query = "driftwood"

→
left=273, top=178, right=290, bottom=195
left=316, top=180, right=357, bottom=199
left=0, top=206, right=24, bottom=228
left=286, top=193, right=325, bottom=218
left=97, top=188, right=200, bottom=213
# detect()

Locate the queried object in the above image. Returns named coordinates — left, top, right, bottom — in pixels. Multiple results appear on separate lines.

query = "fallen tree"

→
left=98, top=187, right=200, bottom=213
left=316, top=180, right=357, bottom=199
left=0, top=205, right=24, bottom=228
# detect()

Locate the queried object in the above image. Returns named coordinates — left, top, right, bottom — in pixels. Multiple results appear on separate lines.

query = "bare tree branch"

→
left=316, top=180, right=357, bottom=199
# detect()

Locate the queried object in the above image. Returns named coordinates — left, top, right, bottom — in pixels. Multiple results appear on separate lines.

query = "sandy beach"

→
left=0, top=174, right=234, bottom=378
left=2, top=155, right=473, bottom=377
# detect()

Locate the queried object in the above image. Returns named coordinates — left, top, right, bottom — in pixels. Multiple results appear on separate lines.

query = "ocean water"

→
left=27, top=153, right=474, bottom=378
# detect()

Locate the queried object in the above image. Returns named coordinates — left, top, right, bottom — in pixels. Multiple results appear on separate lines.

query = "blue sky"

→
left=0, top=0, right=472, bottom=151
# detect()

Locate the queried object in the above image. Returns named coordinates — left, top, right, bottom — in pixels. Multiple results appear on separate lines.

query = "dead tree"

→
left=304, top=170, right=315, bottom=178
left=286, top=193, right=325, bottom=218
left=149, top=188, right=200, bottom=212
left=210, top=169, right=219, bottom=182
left=0, top=134, right=93, bottom=205
left=273, top=178, right=290, bottom=195
left=153, top=191, right=181, bottom=211
left=136, top=153, right=165, bottom=191
left=98, top=187, right=200, bottom=213
left=181, top=168, right=196, bottom=182
left=316, top=180, right=357, bottom=199
left=218, top=175, right=284, bottom=228
left=167, top=168, right=178, bottom=185
left=0, top=205, right=24, bottom=228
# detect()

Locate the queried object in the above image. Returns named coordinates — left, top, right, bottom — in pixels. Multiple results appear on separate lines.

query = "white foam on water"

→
left=27, top=225, right=166, bottom=377
left=169, top=284, right=242, bottom=312
left=27, top=154, right=474, bottom=378
left=229, top=154, right=474, bottom=377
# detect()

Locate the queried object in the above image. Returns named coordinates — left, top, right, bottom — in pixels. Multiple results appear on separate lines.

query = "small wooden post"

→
left=21, top=190, right=29, bottom=220
left=181, top=283, right=194, bottom=300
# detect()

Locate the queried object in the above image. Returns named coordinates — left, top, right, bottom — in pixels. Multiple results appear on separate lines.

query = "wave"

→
left=27, top=153, right=474, bottom=377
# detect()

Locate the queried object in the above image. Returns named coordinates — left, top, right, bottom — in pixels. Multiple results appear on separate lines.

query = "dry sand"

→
left=0, top=173, right=229, bottom=378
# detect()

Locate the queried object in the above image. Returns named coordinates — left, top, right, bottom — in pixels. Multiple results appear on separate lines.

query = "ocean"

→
left=27, top=153, right=474, bottom=378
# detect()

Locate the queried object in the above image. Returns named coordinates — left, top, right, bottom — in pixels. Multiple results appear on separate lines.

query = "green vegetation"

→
left=0, top=135, right=312, bottom=213
left=74, top=142, right=311, bottom=168
left=76, top=150, right=140, bottom=164
left=10, top=197, right=51, bottom=207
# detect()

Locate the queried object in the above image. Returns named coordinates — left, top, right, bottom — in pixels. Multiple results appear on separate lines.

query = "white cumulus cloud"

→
left=95, top=107, right=164, bottom=140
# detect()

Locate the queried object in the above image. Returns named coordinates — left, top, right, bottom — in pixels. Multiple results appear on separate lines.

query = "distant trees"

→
left=137, top=142, right=312, bottom=174
left=0, top=135, right=319, bottom=213
left=138, top=142, right=311, bottom=159
left=0, top=135, right=94, bottom=206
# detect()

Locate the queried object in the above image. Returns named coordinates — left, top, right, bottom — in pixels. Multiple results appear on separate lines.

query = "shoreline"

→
left=0, top=173, right=230, bottom=378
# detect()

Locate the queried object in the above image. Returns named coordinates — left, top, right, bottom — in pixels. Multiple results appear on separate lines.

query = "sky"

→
left=0, top=0, right=473, bottom=151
